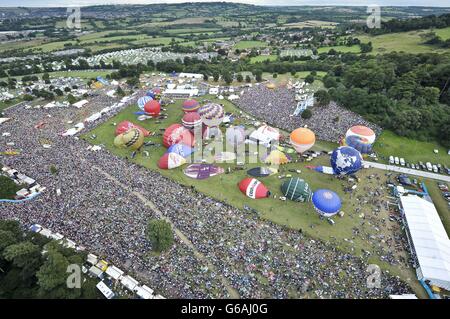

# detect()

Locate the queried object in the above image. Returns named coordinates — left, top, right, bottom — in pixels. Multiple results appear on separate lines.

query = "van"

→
left=400, top=158, right=405, bottom=166
left=389, top=156, right=394, bottom=164
left=426, top=162, right=432, bottom=171
left=394, top=157, right=399, bottom=165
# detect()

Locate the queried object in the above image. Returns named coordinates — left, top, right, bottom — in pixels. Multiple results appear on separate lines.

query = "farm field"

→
left=282, top=20, right=338, bottom=29
left=356, top=30, right=448, bottom=54
left=234, top=40, right=268, bottom=50
left=249, top=55, right=277, bottom=63
left=318, top=45, right=360, bottom=54
left=435, top=26, right=450, bottom=40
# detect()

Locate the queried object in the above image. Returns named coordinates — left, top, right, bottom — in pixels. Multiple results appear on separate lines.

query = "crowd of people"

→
left=0, top=89, right=411, bottom=299
left=235, top=85, right=381, bottom=142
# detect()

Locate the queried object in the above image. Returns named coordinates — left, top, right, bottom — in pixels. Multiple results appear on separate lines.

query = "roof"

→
left=96, top=281, right=115, bottom=299
left=120, top=275, right=139, bottom=291
left=400, top=195, right=450, bottom=290
left=105, top=265, right=124, bottom=280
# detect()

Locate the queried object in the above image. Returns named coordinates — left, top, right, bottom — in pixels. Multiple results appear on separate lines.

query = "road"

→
left=363, top=161, right=450, bottom=183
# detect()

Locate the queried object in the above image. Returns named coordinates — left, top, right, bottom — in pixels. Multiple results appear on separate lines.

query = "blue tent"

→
left=312, top=189, right=342, bottom=217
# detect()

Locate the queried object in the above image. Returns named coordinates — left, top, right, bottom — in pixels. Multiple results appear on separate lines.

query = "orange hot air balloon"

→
left=290, top=127, right=315, bottom=153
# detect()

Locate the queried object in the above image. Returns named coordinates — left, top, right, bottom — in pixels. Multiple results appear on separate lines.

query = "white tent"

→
left=134, top=285, right=154, bottom=299
left=96, top=281, right=115, bottom=299
left=247, top=125, right=280, bottom=147
left=105, top=265, right=124, bottom=280
left=400, top=195, right=450, bottom=290
left=120, top=275, right=139, bottom=291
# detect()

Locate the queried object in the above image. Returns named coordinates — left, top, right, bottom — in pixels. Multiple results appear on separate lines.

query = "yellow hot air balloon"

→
left=264, top=149, right=289, bottom=165
left=290, top=127, right=315, bottom=153
left=114, top=128, right=144, bottom=150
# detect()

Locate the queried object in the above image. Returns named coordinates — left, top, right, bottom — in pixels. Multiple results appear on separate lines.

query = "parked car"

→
left=426, top=162, right=432, bottom=171
left=389, top=156, right=394, bottom=164
left=411, top=164, right=415, bottom=169
left=400, top=158, right=405, bottom=166
left=394, top=157, right=399, bottom=165
left=433, top=165, right=438, bottom=173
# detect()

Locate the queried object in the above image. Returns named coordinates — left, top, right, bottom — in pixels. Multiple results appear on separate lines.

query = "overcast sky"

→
left=1, top=0, right=450, bottom=8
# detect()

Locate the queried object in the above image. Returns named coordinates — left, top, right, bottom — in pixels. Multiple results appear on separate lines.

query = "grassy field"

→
left=249, top=55, right=277, bottom=63
left=282, top=20, right=338, bottom=29
left=82, top=94, right=430, bottom=297
left=0, top=97, right=23, bottom=112
left=373, top=130, right=450, bottom=166
left=318, top=45, right=360, bottom=54
left=356, top=30, right=449, bottom=54
left=435, top=26, right=450, bottom=40
left=234, top=40, right=268, bottom=50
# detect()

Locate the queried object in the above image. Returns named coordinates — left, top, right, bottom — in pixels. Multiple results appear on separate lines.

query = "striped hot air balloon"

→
left=198, top=103, right=224, bottom=127
left=281, top=177, right=311, bottom=202
left=182, top=99, right=200, bottom=112
left=158, top=152, right=186, bottom=169
left=238, top=178, right=270, bottom=199
left=182, top=112, right=202, bottom=130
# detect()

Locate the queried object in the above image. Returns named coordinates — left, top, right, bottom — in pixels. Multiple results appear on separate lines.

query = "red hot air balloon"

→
left=163, top=124, right=195, bottom=148
left=158, top=152, right=186, bottom=169
left=115, top=121, right=150, bottom=137
left=238, top=178, right=271, bottom=199
left=144, top=100, right=161, bottom=116
left=182, top=112, right=202, bottom=130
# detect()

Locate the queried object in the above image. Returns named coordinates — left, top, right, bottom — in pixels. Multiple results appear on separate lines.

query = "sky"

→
left=1, top=0, right=450, bottom=8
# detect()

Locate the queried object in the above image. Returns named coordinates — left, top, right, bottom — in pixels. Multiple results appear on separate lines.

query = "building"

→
left=399, top=195, right=450, bottom=291
left=163, top=88, right=199, bottom=99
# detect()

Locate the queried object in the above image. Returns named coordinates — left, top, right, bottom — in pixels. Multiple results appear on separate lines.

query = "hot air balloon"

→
left=330, top=146, right=363, bottom=175
left=163, top=124, right=195, bottom=148
left=166, top=143, right=194, bottom=158
left=113, top=128, right=144, bottom=150
left=343, top=126, right=376, bottom=154
left=239, top=178, right=270, bottom=199
left=146, top=91, right=155, bottom=98
left=290, top=128, right=315, bottom=154
left=182, top=99, right=200, bottom=112
left=264, top=149, right=290, bottom=165
left=345, top=125, right=376, bottom=144
left=158, top=152, right=186, bottom=169
left=144, top=100, right=161, bottom=116
left=225, top=126, right=246, bottom=148
left=344, top=135, right=373, bottom=154
left=202, top=125, right=222, bottom=140
left=198, top=103, right=224, bottom=127
left=281, top=178, right=311, bottom=202
left=138, top=96, right=153, bottom=110
left=115, top=121, right=150, bottom=137
left=182, top=112, right=202, bottom=130
left=312, top=189, right=342, bottom=217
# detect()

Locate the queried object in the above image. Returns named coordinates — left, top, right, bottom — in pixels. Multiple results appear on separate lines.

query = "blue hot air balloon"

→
left=312, top=189, right=342, bottom=217
left=146, top=91, right=156, bottom=98
left=138, top=96, right=153, bottom=110
left=166, top=143, right=194, bottom=158
left=344, top=135, right=373, bottom=154
left=330, top=146, right=362, bottom=175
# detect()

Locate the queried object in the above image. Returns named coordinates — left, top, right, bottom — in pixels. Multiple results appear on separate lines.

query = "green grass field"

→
left=234, top=40, right=268, bottom=50
left=435, top=26, right=450, bottom=40
left=373, top=130, right=450, bottom=166
left=356, top=30, right=449, bottom=54
left=249, top=55, right=277, bottom=63
left=82, top=94, right=434, bottom=297
left=318, top=45, right=360, bottom=54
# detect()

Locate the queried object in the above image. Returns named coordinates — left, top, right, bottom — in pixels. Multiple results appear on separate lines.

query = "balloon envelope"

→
left=281, top=178, right=311, bottom=202
left=182, top=112, right=202, bottom=130
left=113, top=128, right=144, bottom=150
left=239, top=178, right=270, bottom=199
left=166, top=143, right=194, bottom=158
left=137, top=96, right=153, bottom=110
left=115, top=121, right=150, bottom=137
left=182, top=99, right=200, bottom=112
left=312, top=189, right=342, bottom=217
left=144, top=100, right=161, bottom=116
left=344, top=135, right=373, bottom=154
left=158, top=152, right=186, bottom=169
left=290, top=128, right=315, bottom=153
left=330, top=146, right=363, bottom=175
left=163, top=124, right=195, bottom=148
left=345, top=125, right=376, bottom=145
left=198, top=103, right=224, bottom=127
left=226, top=126, right=246, bottom=147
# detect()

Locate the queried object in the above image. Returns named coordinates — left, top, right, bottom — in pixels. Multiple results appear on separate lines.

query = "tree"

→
left=236, top=74, right=243, bottom=82
left=42, top=72, right=50, bottom=84
left=116, top=86, right=125, bottom=97
left=301, top=109, right=312, bottom=119
left=0, top=176, right=21, bottom=200
left=255, top=71, right=262, bottom=82
left=245, top=75, right=251, bottom=83
left=67, top=94, right=77, bottom=105
left=305, top=74, right=315, bottom=84
left=146, top=219, right=174, bottom=253
left=314, top=90, right=331, bottom=106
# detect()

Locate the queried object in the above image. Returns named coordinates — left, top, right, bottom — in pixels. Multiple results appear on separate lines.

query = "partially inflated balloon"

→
left=290, top=128, right=315, bottom=153
left=115, top=121, right=150, bottom=137
left=312, top=189, right=342, bottom=217
left=114, top=128, right=144, bottom=150
left=182, top=112, right=202, bottom=130
left=144, top=100, right=161, bottom=116
left=138, top=96, right=153, bottom=110
left=158, top=152, right=186, bottom=169
left=239, top=178, right=270, bottom=199
left=163, top=124, right=195, bottom=148
left=198, top=103, right=224, bottom=127
left=182, top=99, right=200, bottom=112
left=281, top=178, right=311, bottom=202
